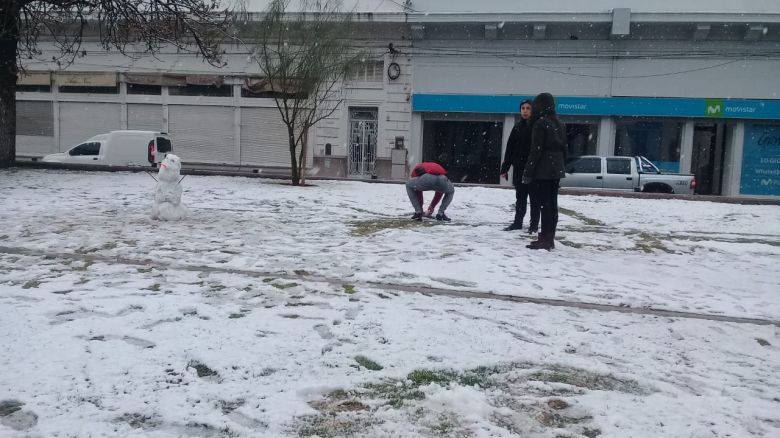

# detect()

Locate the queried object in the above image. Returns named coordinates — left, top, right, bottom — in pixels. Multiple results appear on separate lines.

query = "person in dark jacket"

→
left=522, top=92, right=567, bottom=250
left=500, top=99, right=540, bottom=232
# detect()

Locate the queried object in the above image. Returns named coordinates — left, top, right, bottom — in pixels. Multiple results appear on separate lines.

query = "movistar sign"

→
left=412, top=94, right=780, bottom=120
left=705, top=99, right=724, bottom=117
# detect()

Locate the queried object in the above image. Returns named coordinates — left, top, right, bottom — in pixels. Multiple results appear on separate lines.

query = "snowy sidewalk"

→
left=1, top=169, right=779, bottom=437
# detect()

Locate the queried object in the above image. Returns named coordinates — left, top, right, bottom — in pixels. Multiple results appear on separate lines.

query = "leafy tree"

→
left=0, top=0, right=235, bottom=168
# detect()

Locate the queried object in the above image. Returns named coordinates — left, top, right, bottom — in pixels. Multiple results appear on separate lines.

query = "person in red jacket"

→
left=406, top=161, right=455, bottom=221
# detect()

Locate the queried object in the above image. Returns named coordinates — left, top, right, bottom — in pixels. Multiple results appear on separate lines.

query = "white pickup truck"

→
left=561, top=156, right=696, bottom=194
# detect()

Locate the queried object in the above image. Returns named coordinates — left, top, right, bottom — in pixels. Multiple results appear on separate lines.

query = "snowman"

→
left=151, top=154, right=187, bottom=221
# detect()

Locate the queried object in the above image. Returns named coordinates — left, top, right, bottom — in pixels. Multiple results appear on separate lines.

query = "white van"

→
left=42, top=130, right=173, bottom=167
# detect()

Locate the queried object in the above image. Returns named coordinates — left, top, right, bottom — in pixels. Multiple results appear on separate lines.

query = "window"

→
left=606, top=158, right=631, bottom=174
left=347, top=61, right=384, bottom=82
left=17, top=85, right=51, bottom=93
left=156, top=137, right=172, bottom=154
left=128, top=84, right=162, bottom=95
left=561, top=117, right=599, bottom=157
left=614, top=117, right=682, bottom=172
left=69, top=142, right=101, bottom=156
left=566, top=157, right=601, bottom=174
left=59, top=86, right=118, bottom=94
left=168, top=84, right=232, bottom=97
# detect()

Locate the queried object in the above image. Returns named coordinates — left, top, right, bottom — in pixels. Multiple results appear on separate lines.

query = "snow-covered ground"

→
left=0, top=168, right=778, bottom=437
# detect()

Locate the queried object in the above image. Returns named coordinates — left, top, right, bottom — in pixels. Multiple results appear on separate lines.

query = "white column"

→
left=721, top=122, right=745, bottom=196
left=161, top=86, right=169, bottom=134
left=233, top=84, right=241, bottom=165
left=52, top=76, right=61, bottom=151
left=119, top=80, right=128, bottom=130
left=501, top=114, right=514, bottom=186
left=597, top=117, right=614, bottom=156
left=410, top=112, right=423, bottom=166
left=679, top=120, right=695, bottom=174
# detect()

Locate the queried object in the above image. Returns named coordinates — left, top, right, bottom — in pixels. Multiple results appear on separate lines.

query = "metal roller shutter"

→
left=128, top=104, right=163, bottom=131
left=168, top=105, right=234, bottom=164
left=16, top=101, right=56, bottom=156
left=59, top=102, right=121, bottom=150
left=240, top=107, right=289, bottom=167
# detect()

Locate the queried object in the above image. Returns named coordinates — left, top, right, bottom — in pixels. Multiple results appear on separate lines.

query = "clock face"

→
left=387, top=62, right=401, bottom=80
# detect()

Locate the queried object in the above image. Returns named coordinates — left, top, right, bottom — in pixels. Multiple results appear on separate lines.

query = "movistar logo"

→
left=705, top=99, right=724, bottom=117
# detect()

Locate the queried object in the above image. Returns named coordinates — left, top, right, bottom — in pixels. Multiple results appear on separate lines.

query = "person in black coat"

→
left=522, top=92, right=567, bottom=250
left=500, top=99, right=540, bottom=232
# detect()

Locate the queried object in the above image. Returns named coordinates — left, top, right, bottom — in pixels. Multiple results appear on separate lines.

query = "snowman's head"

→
left=158, top=154, right=181, bottom=181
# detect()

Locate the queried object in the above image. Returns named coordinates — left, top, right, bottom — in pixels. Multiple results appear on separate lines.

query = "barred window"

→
left=347, top=61, right=383, bottom=82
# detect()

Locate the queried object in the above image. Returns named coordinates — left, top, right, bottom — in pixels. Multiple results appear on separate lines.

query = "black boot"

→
left=435, top=213, right=451, bottom=222
left=411, top=212, right=423, bottom=221
left=527, top=222, right=539, bottom=234
left=503, top=222, right=523, bottom=231
left=526, top=232, right=555, bottom=250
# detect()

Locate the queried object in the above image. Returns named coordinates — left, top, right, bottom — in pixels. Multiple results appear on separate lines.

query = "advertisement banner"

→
left=741, top=124, right=780, bottom=196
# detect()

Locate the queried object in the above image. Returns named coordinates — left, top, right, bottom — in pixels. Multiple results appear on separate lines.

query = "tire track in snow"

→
left=1, top=245, right=778, bottom=328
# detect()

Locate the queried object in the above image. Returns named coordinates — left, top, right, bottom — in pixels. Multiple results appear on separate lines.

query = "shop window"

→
left=422, top=118, right=503, bottom=184
left=614, top=118, right=682, bottom=172
left=128, top=84, right=162, bottom=95
left=561, top=117, right=598, bottom=157
left=16, top=85, right=51, bottom=93
left=168, top=84, right=232, bottom=97
left=59, top=86, right=118, bottom=94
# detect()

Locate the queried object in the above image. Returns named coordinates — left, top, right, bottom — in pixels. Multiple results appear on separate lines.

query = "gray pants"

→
left=406, top=173, right=454, bottom=214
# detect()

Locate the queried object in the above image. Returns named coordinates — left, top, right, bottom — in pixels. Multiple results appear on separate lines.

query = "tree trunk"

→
left=288, top=125, right=300, bottom=185
left=0, top=10, right=19, bottom=169
left=299, top=128, right=308, bottom=186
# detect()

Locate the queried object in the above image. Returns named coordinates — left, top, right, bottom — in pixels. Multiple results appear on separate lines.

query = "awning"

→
left=125, top=73, right=187, bottom=86
left=17, top=72, right=52, bottom=86
left=57, top=72, right=117, bottom=87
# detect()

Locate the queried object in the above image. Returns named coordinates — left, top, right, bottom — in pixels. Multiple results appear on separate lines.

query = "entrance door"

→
left=692, top=122, right=728, bottom=195
left=347, top=107, right=378, bottom=177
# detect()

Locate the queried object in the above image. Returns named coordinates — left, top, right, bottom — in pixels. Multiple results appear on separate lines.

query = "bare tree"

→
left=0, top=0, right=236, bottom=168
left=251, top=0, right=364, bottom=186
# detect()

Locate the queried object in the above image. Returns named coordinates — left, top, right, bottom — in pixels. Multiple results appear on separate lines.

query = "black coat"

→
left=500, top=118, right=533, bottom=186
left=523, top=93, right=567, bottom=183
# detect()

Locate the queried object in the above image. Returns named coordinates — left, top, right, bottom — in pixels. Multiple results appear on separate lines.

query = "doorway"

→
left=347, top=107, right=378, bottom=177
left=692, top=122, right=729, bottom=195
left=422, top=119, right=503, bottom=184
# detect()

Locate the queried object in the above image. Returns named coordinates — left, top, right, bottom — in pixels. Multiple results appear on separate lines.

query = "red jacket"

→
left=411, top=162, right=446, bottom=177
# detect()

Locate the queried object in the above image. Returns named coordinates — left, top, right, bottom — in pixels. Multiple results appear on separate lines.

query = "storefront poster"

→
left=741, top=124, right=780, bottom=196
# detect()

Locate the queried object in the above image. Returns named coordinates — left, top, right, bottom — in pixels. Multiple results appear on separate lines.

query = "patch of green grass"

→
left=294, top=269, right=310, bottom=276
left=583, top=427, right=602, bottom=437
left=343, top=284, right=356, bottom=294
left=136, top=267, right=153, bottom=273
left=355, top=356, right=383, bottom=371
left=272, top=282, right=298, bottom=290
left=101, top=242, right=117, bottom=250
left=145, top=283, right=161, bottom=292
left=351, top=218, right=427, bottom=236
left=228, top=313, right=246, bottom=319
left=363, top=381, right=426, bottom=408
left=0, top=400, right=24, bottom=416
left=559, top=208, right=606, bottom=226
left=187, top=361, right=219, bottom=378
left=756, top=338, right=771, bottom=346
left=408, top=369, right=458, bottom=386
left=22, top=279, right=41, bottom=289
left=116, top=412, right=159, bottom=429
left=634, top=232, right=672, bottom=253
left=262, top=278, right=275, bottom=283
left=527, top=367, right=648, bottom=394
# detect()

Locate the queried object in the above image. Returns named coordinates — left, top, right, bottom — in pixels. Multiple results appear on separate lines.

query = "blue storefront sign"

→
left=741, top=124, right=780, bottom=196
left=412, top=94, right=780, bottom=120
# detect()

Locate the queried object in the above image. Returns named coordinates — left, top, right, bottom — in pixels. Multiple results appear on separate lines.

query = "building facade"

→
left=15, top=0, right=780, bottom=197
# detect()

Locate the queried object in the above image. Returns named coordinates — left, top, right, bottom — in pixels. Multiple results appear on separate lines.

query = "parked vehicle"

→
left=561, top=156, right=696, bottom=194
left=42, top=131, right=173, bottom=167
